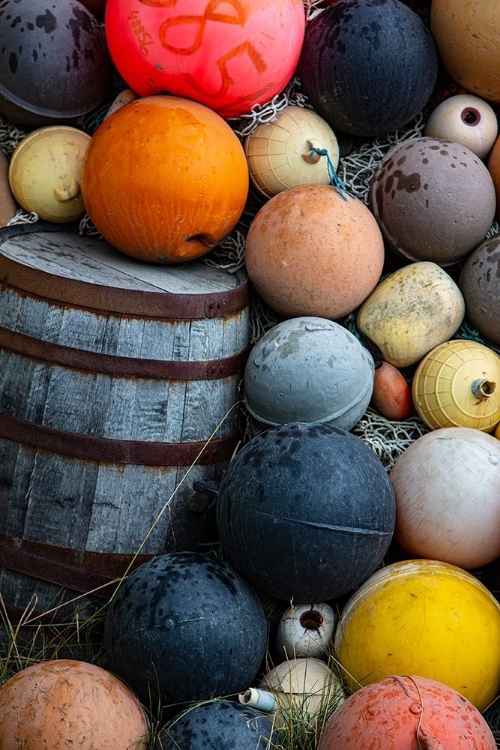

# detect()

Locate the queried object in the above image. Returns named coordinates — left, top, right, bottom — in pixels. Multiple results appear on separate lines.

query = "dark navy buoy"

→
left=216, top=422, right=396, bottom=602
left=297, top=0, right=438, bottom=137
left=103, top=552, right=268, bottom=709
left=156, top=700, right=278, bottom=749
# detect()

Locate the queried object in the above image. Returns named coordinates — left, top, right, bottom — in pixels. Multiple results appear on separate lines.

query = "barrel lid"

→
left=0, top=223, right=248, bottom=319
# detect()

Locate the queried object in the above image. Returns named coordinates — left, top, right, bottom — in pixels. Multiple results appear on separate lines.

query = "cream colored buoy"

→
left=245, top=105, right=339, bottom=198
left=276, top=602, right=336, bottom=660
left=8, top=126, right=91, bottom=223
left=425, top=95, right=498, bottom=159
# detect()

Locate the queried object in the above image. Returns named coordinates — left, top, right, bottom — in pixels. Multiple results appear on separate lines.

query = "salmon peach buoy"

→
left=318, top=675, right=497, bottom=750
left=0, top=659, right=149, bottom=748
left=104, top=0, right=306, bottom=120
left=390, top=427, right=500, bottom=569
left=371, top=361, right=412, bottom=421
left=334, top=558, right=500, bottom=711
left=245, top=183, right=385, bottom=319
left=431, top=0, right=500, bottom=103
left=81, top=96, right=249, bottom=263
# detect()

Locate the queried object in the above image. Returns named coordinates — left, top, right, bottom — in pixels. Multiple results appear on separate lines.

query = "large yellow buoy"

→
left=334, top=559, right=500, bottom=711
left=412, top=339, right=500, bottom=432
left=8, top=126, right=90, bottom=223
left=244, top=105, right=339, bottom=199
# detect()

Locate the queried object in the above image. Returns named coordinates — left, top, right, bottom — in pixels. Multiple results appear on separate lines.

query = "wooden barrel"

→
left=0, top=223, right=249, bottom=620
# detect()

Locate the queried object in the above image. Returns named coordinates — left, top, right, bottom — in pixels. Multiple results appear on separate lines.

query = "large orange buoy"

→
left=334, top=559, right=500, bottom=711
left=0, top=659, right=149, bottom=748
left=81, top=96, right=249, bottom=263
left=245, top=183, right=384, bottom=319
left=319, top=675, right=497, bottom=749
left=104, top=0, right=306, bottom=120
left=431, top=0, right=500, bottom=102
left=390, top=427, right=500, bottom=569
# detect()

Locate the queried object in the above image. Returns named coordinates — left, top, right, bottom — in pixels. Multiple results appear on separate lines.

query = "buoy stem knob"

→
left=238, top=687, right=277, bottom=713
left=471, top=379, right=496, bottom=398
left=54, top=180, right=81, bottom=202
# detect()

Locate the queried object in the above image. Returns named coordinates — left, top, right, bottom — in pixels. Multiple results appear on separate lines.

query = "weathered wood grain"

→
left=0, top=227, right=249, bottom=618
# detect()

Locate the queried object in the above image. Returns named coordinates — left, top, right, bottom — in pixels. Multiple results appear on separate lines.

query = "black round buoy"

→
left=103, top=553, right=268, bottom=710
left=297, top=0, right=438, bottom=137
left=216, top=422, right=396, bottom=602
left=156, top=700, right=278, bottom=749
left=0, top=0, right=111, bottom=125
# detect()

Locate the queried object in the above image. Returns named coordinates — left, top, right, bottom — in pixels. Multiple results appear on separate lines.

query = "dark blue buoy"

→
left=297, top=0, right=438, bottom=137
left=156, top=700, right=278, bottom=749
left=103, top=552, right=268, bottom=710
left=216, top=422, right=396, bottom=602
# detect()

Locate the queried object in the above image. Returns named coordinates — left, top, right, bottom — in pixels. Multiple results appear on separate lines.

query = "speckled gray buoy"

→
left=459, top=234, right=500, bottom=346
left=369, top=137, right=496, bottom=265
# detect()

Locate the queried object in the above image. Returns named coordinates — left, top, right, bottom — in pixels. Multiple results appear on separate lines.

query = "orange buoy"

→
left=245, top=183, right=384, bottom=319
left=0, top=659, right=149, bottom=747
left=81, top=95, right=249, bottom=263
left=372, top=361, right=412, bottom=420
left=319, top=675, right=497, bottom=749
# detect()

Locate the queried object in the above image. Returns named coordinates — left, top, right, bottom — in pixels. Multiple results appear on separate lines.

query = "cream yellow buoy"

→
left=412, top=339, right=500, bottom=432
left=356, top=262, right=465, bottom=368
left=335, top=558, right=500, bottom=712
left=240, top=657, right=344, bottom=728
left=424, top=94, right=498, bottom=159
left=390, top=427, right=500, bottom=569
left=8, top=126, right=91, bottom=223
left=244, top=105, right=340, bottom=198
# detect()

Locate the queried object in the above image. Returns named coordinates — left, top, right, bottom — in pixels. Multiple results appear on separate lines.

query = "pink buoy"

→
left=104, top=0, right=306, bottom=119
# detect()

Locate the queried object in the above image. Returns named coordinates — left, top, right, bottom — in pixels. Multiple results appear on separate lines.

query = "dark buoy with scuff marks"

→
left=104, top=552, right=268, bottom=710
left=217, top=422, right=396, bottom=602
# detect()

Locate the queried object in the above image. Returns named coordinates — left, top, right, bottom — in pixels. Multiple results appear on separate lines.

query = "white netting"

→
left=352, top=408, right=430, bottom=472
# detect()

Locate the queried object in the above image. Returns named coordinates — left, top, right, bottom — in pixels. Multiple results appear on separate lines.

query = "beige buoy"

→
left=244, top=106, right=340, bottom=198
left=104, top=88, right=139, bottom=120
left=0, top=149, right=17, bottom=226
left=431, top=0, right=500, bottom=103
left=8, top=126, right=91, bottom=223
left=412, top=339, right=500, bottom=433
left=425, top=95, right=498, bottom=159
left=356, top=262, right=465, bottom=368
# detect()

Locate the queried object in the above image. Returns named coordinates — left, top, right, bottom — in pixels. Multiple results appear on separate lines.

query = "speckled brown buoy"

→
left=369, top=137, right=496, bottom=266
left=245, top=183, right=385, bottom=319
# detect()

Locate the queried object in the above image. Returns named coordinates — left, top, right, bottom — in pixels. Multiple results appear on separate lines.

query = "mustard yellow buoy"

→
left=244, top=105, right=339, bottom=199
left=334, top=559, right=500, bottom=711
left=431, top=0, right=500, bottom=103
left=412, top=339, right=500, bottom=432
left=356, top=262, right=465, bottom=368
left=8, top=126, right=91, bottom=223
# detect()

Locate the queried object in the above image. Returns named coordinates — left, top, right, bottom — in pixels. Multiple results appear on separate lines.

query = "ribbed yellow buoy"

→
left=8, top=126, right=91, bottom=223
left=334, top=558, right=500, bottom=712
left=412, top=339, right=500, bottom=432
left=244, top=105, right=339, bottom=199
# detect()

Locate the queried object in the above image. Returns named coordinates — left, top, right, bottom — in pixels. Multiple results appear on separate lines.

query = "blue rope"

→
left=309, top=146, right=350, bottom=201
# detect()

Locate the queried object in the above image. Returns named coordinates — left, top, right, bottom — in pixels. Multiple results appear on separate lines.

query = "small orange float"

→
left=372, top=361, right=412, bottom=420
left=81, top=95, right=249, bottom=263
